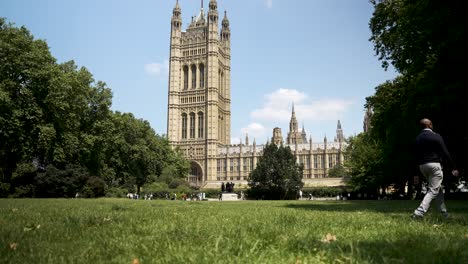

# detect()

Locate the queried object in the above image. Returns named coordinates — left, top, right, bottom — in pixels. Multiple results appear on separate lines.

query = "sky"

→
left=1, top=0, right=398, bottom=145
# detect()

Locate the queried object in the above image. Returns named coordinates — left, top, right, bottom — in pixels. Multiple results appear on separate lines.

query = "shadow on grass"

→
left=288, top=233, right=468, bottom=263
left=283, top=200, right=468, bottom=226
left=284, top=200, right=415, bottom=213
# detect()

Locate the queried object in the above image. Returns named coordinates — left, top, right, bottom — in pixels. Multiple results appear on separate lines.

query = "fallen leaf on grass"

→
left=23, top=224, right=41, bottom=232
left=132, top=258, right=140, bottom=264
left=10, top=242, right=17, bottom=250
left=432, top=224, right=440, bottom=228
left=11, top=208, right=18, bottom=212
left=295, top=256, right=301, bottom=264
left=321, top=233, right=337, bottom=243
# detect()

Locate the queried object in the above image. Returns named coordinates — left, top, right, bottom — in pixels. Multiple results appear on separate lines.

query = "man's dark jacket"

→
left=414, top=129, right=454, bottom=168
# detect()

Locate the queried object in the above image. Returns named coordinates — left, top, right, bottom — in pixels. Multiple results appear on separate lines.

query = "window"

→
left=217, top=160, right=221, bottom=173
left=230, top=158, right=234, bottom=172
left=314, top=155, right=318, bottom=169
left=305, top=156, right=310, bottom=169
left=189, top=113, right=195, bottom=138
left=183, top=66, right=188, bottom=90
left=243, top=158, right=249, bottom=171
left=199, top=64, right=205, bottom=88
left=191, top=65, right=196, bottom=89
left=181, top=113, right=187, bottom=139
left=198, top=112, right=204, bottom=138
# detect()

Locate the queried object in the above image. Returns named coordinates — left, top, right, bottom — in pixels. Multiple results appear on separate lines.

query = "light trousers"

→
left=414, top=163, right=447, bottom=216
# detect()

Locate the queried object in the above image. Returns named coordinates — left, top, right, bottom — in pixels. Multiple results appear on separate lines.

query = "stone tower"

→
left=363, top=106, right=373, bottom=133
left=286, top=103, right=307, bottom=145
left=272, top=127, right=284, bottom=145
left=167, top=0, right=231, bottom=184
left=336, top=120, right=344, bottom=142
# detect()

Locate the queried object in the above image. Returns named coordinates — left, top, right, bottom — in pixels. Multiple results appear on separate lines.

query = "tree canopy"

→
left=248, top=143, right=303, bottom=200
left=0, top=18, right=189, bottom=197
left=347, top=0, right=466, bottom=195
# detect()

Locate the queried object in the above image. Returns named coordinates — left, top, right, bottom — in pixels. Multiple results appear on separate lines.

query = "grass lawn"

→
left=1, top=199, right=467, bottom=263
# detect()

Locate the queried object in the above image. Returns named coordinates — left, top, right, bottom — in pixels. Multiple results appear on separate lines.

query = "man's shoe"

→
left=441, top=211, right=449, bottom=219
left=411, top=214, right=423, bottom=220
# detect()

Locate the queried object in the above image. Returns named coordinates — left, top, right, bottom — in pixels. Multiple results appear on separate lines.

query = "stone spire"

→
left=171, top=0, right=182, bottom=29
left=289, top=103, right=298, bottom=134
left=286, top=102, right=306, bottom=145
left=336, top=120, right=344, bottom=143
left=363, top=106, right=373, bottom=133
left=245, top=133, right=249, bottom=146
left=301, top=124, right=308, bottom=144
left=221, top=11, right=230, bottom=41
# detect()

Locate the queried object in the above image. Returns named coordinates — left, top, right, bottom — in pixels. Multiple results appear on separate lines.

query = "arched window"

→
left=183, top=66, right=188, bottom=90
left=198, top=112, right=204, bottom=138
left=218, top=70, right=223, bottom=96
left=191, top=65, right=197, bottom=89
left=181, top=113, right=187, bottom=139
left=199, top=64, right=205, bottom=88
left=189, top=112, right=196, bottom=138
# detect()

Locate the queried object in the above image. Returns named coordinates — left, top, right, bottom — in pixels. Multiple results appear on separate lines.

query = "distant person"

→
left=299, top=190, right=303, bottom=200
left=412, top=118, right=459, bottom=219
left=221, top=182, right=225, bottom=193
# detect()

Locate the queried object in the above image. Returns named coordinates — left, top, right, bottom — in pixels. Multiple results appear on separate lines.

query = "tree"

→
left=367, top=0, right=466, bottom=194
left=345, top=134, right=384, bottom=194
left=327, top=164, right=347, bottom=178
left=248, top=143, right=303, bottom=200
left=0, top=18, right=191, bottom=197
left=0, top=18, right=56, bottom=181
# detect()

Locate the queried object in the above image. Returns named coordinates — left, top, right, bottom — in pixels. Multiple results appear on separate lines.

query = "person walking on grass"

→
left=412, top=118, right=459, bottom=219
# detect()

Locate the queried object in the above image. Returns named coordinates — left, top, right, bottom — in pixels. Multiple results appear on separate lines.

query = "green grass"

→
left=1, top=199, right=467, bottom=263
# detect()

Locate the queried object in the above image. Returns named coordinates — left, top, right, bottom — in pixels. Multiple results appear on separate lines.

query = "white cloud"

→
left=240, top=122, right=266, bottom=140
left=144, top=59, right=169, bottom=77
left=231, top=137, right=241, bottom=145
left=251, top=88, right=353, bottom=122
left=265, top=0, right=273, bottom=9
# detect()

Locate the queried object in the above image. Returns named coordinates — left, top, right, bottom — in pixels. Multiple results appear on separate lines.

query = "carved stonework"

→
left=167, top=2, right=346, bottom=184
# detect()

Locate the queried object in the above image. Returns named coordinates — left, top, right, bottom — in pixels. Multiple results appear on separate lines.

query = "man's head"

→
left=420, top=118, right=433, bottom=129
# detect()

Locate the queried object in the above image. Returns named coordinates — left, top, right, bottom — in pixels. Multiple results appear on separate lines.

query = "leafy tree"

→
left=35, top=165, right=89, bottom=198
left=248, top=143, right=303, bottom=200
left=0, top=18, right=56, bottom=180
left=327, top=164, right=348, bottom=178
left=367, top=0, right=466, bottom=194
left=0, top=18, right=191, bottom=197
left=345, top=134, right=384, bottom=194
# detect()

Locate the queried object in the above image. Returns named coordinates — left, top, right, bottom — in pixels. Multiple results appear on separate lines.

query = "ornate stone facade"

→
left=166, top=1, right=346, bottom=188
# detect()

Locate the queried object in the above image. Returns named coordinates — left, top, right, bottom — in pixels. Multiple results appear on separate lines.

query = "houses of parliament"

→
left=166, top=0, right=346, bottom=188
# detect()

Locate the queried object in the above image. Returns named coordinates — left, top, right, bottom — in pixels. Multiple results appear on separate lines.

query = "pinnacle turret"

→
left=171, top=0, right=182, bottom=29
left=222, top=11, right=230, bottom=28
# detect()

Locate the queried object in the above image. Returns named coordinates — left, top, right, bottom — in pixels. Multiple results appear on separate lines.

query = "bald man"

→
left=412, top=118, right=459, bottom=219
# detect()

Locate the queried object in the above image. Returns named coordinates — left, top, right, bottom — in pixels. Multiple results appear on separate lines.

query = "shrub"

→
left=35, top=165, right=88, bottom=198
left=168, top=178, right=189, bottom=189
left=105, top=187, right=128, bottom=198
left=83, top=176, right=106, bottom=198
left=0, top=181, right=10, bottom=198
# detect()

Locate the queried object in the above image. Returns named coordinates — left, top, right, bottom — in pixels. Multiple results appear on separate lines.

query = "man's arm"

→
left=437, top=134, right=459, bottom=176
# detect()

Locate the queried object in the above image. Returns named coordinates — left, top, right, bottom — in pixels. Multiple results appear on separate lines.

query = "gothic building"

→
left=166, top=1, right=346, bottom=188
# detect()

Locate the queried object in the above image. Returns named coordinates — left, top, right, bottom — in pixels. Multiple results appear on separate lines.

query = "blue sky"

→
left=1, top=0, right=397, bottom=144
